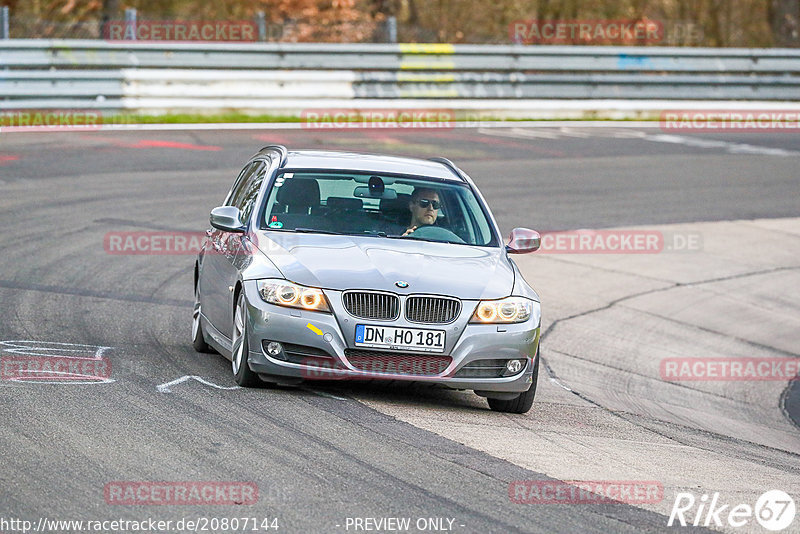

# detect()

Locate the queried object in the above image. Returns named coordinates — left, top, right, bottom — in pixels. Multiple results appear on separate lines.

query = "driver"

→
left=403, top=187, right=440, bottom=237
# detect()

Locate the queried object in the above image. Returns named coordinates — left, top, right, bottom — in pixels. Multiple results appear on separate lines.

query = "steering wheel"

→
left=406, top=225, right=465, bottom=243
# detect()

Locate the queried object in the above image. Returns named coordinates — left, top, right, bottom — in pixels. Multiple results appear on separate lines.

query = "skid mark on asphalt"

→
left=0, top=279, right=191, bottom=307
left=252, top=133, right=294, bottom=145
left=320, top=132, right=460, bottom=157
left=74, top=135, right=222, bottom=151
left=93, top=217, right=194, bottom=232
left=540, top=265, right=800, bottom=348
left=299, top=386, right=348, bottom=400
left=121, top=139, right=222, bottom=151
left=426, top=129, right=567, bottom=157
left=537, top=264, right=800, bottom=454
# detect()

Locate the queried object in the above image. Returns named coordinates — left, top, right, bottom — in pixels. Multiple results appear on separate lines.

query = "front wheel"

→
left=487, top=350, right=539, bottom=414
left=232, top=293, right=262, bottom=387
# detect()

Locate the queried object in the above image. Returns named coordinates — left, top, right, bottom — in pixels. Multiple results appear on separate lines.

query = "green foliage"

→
left=6, top=0, right=798, bottom=46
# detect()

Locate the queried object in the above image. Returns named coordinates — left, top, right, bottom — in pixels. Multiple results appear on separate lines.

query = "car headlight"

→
left=256, top=280, right=331, bottom=313
left=470, top=297, right=538, bottom=324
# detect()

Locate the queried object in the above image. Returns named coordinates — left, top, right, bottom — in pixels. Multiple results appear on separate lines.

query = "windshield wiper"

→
left=292, top=228, right=344, bottom=235
left=402, top=236, right=468, bottom=245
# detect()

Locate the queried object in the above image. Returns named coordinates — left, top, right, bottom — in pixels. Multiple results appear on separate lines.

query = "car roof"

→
left=281, top=150, right=464, bottom=182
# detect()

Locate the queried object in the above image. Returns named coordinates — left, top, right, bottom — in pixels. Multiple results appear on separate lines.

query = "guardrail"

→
left=1, top=40, right=799, bottom=113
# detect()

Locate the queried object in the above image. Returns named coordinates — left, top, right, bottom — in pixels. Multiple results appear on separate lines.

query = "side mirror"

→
left=210, top=206, right=246, bottom=233
left=506, top=228, right=540, bottom=254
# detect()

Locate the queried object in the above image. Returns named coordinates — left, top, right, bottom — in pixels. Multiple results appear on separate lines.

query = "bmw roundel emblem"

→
left=395, top=281, right=409, bottom=288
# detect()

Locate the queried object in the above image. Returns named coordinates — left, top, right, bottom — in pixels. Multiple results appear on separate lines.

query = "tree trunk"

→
left=770, top=0, right=800, bottom=47
left=102, top=0, right=120, bottom=24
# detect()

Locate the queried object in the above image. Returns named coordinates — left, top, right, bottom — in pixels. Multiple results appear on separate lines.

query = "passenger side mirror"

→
left=210, top=206, right=246, bottom=233
left=506, top=228, right=540, bottom=254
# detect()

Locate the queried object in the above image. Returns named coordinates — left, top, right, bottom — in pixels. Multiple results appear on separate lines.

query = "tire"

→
left=192, top=284, right=213, bottom=353
left=231, top=292, right=262, bottom=387
left=487, top=349, right=539, bottom=414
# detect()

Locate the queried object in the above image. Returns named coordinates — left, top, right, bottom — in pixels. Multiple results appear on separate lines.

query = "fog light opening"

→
left=505, top=359, right=524, bottom=375
left=266, top=341, right=283, bottom=357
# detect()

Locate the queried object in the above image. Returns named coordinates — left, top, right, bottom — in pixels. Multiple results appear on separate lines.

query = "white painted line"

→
left=0, top=340, right=112, bottom=359
left=478, top=127, right=559, bottom=139
left=641, top=133, right=800, bottom=156
left=557, top=127, right=592, bottom=138
left=0, top=120, right=666, bottom=134
left=0, top=340, right=115, bottom=384
left=300, top=387, right=348, bottom=401
left=156, top=375, right=241, bottom=393
left=478, top=126, right=800, bottom=156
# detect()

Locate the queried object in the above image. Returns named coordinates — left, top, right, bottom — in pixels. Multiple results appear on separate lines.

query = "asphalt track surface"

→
left=0, top=125, right=798, bottom=534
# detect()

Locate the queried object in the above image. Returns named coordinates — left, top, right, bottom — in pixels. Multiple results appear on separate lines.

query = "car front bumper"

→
left=240, top=281, right=540, bottom=393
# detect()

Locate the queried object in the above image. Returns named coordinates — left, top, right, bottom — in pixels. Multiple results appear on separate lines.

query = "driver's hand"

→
left=402, top=226, right=417, bottom=236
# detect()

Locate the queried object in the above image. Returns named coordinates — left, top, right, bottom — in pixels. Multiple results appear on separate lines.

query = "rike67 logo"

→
left=669, top=490, right=796, bottom=531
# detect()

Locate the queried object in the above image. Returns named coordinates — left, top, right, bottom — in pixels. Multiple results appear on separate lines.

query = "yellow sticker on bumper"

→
left=306, top=323, right=323, bottom=336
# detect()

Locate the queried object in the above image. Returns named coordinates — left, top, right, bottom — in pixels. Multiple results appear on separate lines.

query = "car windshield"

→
left=260, top=171, right=497, bottom=246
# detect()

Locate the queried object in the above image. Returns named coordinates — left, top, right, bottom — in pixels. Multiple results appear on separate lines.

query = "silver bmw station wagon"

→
left=193, top=145, right=542, bottom=413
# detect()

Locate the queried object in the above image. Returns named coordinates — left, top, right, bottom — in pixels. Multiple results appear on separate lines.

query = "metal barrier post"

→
left=1, top=6, right=10, bottom=40
left=386, top=16, right=397, bottom=43
left=124, top=8, right=137, bottom=40
left=256, top=12, right=267, bottom=42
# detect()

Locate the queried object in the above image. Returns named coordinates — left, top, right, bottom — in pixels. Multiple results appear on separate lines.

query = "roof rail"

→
left=256, top=145, right=288, bottom=166
left=428, top=157, right=465, bottom=180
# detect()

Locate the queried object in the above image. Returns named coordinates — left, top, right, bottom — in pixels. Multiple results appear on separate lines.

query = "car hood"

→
left=251, top=232, right=514, bottom=300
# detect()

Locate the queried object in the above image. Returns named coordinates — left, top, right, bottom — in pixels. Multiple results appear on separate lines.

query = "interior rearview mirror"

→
left=354, top=186, right=397, bottom=200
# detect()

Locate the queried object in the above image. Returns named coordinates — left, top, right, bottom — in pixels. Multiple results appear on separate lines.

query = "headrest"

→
left=276, top=179, right=320, bottom=207
left=327, top=197, right=363, bottom=211
left=380, top=193, right=411, bottom=214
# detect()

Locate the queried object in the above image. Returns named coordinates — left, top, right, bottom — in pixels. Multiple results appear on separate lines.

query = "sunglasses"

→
left=415, top=199, right=441, bottom=210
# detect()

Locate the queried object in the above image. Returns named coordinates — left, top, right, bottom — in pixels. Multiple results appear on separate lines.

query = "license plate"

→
left=355, top=325, right=446, bottom=353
